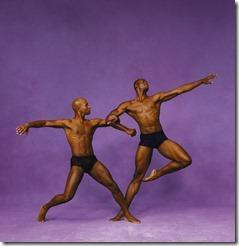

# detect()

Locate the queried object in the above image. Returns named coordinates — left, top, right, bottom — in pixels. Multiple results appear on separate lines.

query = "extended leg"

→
left=144, top=139, right=192, bottom=182
left=89, top=161, right=140, bottom=224
left=111, top=145, right=153, bottom=221
left=37, top=165, right=84, bottom=222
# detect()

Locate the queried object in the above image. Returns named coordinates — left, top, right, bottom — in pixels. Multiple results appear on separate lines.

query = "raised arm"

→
left=105, top=101, right=130, bottom=124
left=153, top=73, right=217, bottom=103
left=92, top=118, right=136, bottom=137
left=16, top=119, right=70, bottom=135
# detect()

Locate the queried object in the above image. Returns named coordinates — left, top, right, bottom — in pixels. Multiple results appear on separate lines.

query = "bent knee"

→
left=180, top=156, right=192, bottom=168
left=62, top=193, right=74, bottom=202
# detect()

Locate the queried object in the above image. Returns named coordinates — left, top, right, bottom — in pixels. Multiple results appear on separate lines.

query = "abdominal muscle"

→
left=133, top=113, right=163, bottom=134
left=139, top=122, right=162, bottom=134
left=66, top=132, right=94, bottom=156
left=128, top=101, right=163, bottom=134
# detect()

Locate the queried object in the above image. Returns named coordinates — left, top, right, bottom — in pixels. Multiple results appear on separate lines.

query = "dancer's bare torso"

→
left=117, top=95, right=163, bottom=134
left=62, top=119, right=98, bottom=156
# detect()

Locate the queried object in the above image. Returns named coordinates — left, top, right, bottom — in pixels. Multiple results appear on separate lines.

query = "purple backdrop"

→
left=0, top=0, right=235, bottom=242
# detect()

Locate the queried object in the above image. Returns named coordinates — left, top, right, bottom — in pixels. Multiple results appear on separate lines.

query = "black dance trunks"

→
left=71, top=155, right=97, bottom=173
left=139, top=130, right=168, bottom=148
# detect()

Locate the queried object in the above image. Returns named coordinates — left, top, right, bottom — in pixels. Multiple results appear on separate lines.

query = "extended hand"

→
left=16, top=124, right=29, bottom=135
left=127, top=128, right=137, bottom=137
left=202, top=73, right=217, bottom=84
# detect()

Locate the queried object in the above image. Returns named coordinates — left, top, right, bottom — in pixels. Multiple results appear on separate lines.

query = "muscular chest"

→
left=128, top=100, right=159, bottom=115
left=67, top=122, right=93, bottom=140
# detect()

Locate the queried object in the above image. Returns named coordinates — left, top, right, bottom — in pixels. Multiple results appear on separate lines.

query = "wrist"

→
left=198, top=79, right=205, bottom=85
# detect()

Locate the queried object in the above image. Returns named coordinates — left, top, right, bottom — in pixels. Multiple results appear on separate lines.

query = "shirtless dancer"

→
left=16, top=97, right=140, bottom=223
left=106, top=73, right=216, bottom=221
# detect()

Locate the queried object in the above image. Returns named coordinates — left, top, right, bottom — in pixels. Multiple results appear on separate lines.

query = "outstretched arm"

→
left=105, top=101, right=130, bottom=124
left=92, top=118, right=136, bottom=137
left=16, top=119, right=70, bottom=135
left=153, top=73, right=217, bottom=103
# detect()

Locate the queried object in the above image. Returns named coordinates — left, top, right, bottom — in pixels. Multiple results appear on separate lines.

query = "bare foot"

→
left=124, top=214, right=141, bottom=224
left=143, top=169, right=159, bottom=182
left=109, top=213, right=124, bottom=222
left=37, top=206, right=47, bottom=222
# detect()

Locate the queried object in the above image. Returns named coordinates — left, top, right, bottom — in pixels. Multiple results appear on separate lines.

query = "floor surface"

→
left=0, top=203, right=235, bottom=242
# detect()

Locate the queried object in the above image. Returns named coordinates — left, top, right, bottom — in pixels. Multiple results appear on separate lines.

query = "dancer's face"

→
left=135, top=79, right=149, bottom=92
left=80, top=100, right=91, bottom=115
left=72, top=98, right=91, bottom=115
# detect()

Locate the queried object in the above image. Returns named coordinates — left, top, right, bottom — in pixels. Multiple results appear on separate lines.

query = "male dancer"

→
left=16, top=97, right=140, bottom=223
left=106, top=73, right=216, bottom=221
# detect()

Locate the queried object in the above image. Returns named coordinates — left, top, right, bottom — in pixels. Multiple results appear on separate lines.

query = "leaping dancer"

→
left=106, top=73, right=217, bottom=221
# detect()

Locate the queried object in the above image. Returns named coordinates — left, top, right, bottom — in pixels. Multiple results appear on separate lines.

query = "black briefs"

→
left=71, top=155, right=97, bottom=173
left=139, top=130, right=168, bottom=149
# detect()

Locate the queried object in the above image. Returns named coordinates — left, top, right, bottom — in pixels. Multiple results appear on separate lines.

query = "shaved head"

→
left=71, top=97, right=88, bottom=113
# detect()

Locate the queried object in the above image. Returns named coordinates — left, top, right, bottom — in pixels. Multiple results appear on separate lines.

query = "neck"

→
left=136, top=90, right=147, bottom=100
left=74, top=113, right=85, bottom=121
